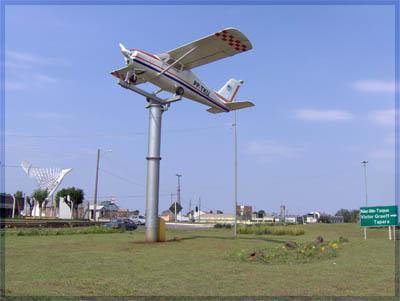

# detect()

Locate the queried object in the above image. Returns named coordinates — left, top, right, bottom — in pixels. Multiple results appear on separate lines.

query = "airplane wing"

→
left=110, top=65, right=147, bottom=85
left=166, top=28, right=252, bottom=70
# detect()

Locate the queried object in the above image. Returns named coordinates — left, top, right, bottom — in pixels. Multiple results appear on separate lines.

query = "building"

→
left=0, top=193, right=25, bottom=218
left=236, top=205, right=252, bottom=221
left=252, top=214, right=275, bottom=223
left=160, top=210, right=174, bottom=222
left=284, top=216, right=298, bottom=224
left=197, top=213, right=235, bottom=224
left=305, top=211, right=320, bottom=224
left=89, top=200, right=119, bottom=220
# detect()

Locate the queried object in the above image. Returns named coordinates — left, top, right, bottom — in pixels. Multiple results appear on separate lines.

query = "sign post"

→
left=360, top=205, right=398, bottom=240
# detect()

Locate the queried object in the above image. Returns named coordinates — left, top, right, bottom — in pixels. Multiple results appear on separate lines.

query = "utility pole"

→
left=189, top=199, right=192, bottom=220
left=93, top=148, right=111, bottom=222
left=233, top=111, right=238, bottom=239
left=93, top=149, right=100, bottom=222
left=176, top=174, right=182, bottom=204
left=198, top=197, right=201, bottom=223
left=361, top=160, right=368, bottom=240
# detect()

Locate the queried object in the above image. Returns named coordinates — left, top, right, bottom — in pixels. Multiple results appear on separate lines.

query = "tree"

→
left=55, top=187, right=84, bottom=219
left=14, top=191, right=23, bottom=199
left=32, top=189, right=48, bottom=218
left=257, top=210, right=266, bottom=218
left=319, top=212, right=331, bottom=223
left=349, top=209, right=360, bottom=223
left=335, top=209, right=353, bottom=223
left=13, top=191, right=24, bottom=216
left=25, top=196, right=33, bottom=216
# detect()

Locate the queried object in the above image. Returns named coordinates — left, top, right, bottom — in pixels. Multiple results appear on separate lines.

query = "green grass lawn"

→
left=4, top=223, right=396, bottom=297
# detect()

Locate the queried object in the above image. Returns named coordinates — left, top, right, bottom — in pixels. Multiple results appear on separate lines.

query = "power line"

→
left=4, top=126, right=226, bottom=139
left=99, top=168, right=145, bottom=187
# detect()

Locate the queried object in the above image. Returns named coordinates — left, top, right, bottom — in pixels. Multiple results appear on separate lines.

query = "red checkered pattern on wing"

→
left=214, top=30, right=248, bottom=52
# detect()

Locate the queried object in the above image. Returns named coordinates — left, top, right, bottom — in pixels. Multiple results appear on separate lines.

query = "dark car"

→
left=103, top=218, right=137, bottom=231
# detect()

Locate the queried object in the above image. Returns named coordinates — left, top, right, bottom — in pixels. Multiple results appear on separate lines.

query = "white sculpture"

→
left=21, top=160, right=72, bottom=199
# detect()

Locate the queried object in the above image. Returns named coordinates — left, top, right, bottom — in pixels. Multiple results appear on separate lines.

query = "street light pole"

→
left=233, top=111, right=238, bottom=239
left=93, top=149, right=111, bottom=222
left=93, top=149, right=100, bottom=222
left=361, top=160, right=368, bottom=240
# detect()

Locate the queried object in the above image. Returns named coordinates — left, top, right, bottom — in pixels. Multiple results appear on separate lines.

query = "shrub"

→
left=227, top=237, right=349, bottom=265
left=237, top=224, right=305, bottom=236
left=214, top=223, right=232, bottom=229
left=11, top=226, right=126, bottom=236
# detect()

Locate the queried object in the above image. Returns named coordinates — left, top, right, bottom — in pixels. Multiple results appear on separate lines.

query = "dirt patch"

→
left=132, top=236, right=183, bottom=244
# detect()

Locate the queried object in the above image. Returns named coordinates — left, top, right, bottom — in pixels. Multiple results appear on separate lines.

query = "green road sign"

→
left=360, top=205, right=398, bottom=227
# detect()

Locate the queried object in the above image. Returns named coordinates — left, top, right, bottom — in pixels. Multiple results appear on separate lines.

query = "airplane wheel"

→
left=176, top=87, right=184, bottom=95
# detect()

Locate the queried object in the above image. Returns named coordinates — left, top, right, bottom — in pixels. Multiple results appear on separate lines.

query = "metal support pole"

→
left=389, top=226, right=392, bottom=240
left=116, top=80, right=181, bottom=242
left=189, top=199, right=191, bottom=220
left=361, top=160, right=368, bottom=240
left=93, top=148, right=100, bottom=222
left=145, top=99, right=163, bottom=242
left=233, top=111, right=238, bottom=239
left=198, top=197, right=201, bottom=223
left=176, top=174, right=182, bottom=222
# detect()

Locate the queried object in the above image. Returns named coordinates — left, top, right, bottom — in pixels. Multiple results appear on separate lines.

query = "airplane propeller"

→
left=119, top=43, right=132, bottom=58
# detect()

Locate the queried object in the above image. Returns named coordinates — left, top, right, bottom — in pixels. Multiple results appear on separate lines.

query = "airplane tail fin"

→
left=217, top=79, right=244, bottom=102
left=207, top=78, right=254, bottom=114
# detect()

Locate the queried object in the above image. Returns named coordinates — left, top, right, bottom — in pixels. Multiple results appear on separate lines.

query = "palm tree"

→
left=32, top=189, right=49, bottom=218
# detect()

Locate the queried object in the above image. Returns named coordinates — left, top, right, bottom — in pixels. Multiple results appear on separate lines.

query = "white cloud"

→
left=5, top=81, right=25, bottom=91
left=6, top=50, right=62, bottom=65
left=245, top=139, right=298, bottom=162
left=5, top=50, right=63, bottom=91
left=352, top=80, right=396, bottom=93
left=25, top=112, right=71, bottom=120
left=294, top=109, right=353, bottom=121
left=384, top=134, right=395, bottom=145
left=34, top=74, right=58, bottom=83
left=369, top=109, right=395, bottom=127
left=5, top=74, right=59, bottom=91
left=368, top=148, right=394, bottom=161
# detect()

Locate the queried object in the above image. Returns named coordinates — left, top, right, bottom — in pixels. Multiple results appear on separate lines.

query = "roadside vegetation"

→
left=227, top=236, right=349, bottom=265
left=237, top=224, right=305, bottom=236
left=6, top=226, right=127, bottom=236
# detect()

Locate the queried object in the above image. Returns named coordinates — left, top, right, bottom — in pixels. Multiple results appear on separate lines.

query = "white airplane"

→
left=111, top=28, right=254, bottom=113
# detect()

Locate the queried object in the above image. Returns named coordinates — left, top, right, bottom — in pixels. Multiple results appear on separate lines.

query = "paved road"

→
left=165, top=222, right=215, bottom=230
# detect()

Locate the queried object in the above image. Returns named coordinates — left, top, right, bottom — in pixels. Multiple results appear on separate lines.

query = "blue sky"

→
left=4, top=4, right=396, bottom=215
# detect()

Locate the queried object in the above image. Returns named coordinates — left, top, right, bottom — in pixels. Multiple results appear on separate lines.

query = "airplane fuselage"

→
left=127, top=49, right=229, bottom=112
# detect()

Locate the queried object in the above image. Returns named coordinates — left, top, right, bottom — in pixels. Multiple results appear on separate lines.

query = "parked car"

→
left=103, top=218, right=137, bottom=231
left=129, top=215, right=146, bottom=225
